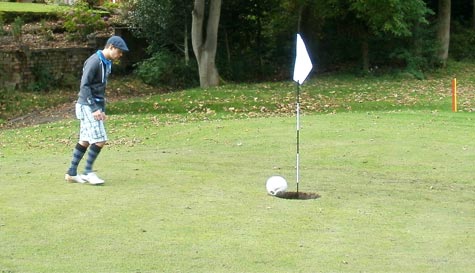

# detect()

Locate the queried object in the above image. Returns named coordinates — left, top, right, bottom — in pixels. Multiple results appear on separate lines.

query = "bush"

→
left=0, top=13, right=6, bottom=36
left=28, top=64, right=56, bottom=92
left=135, top=50, right=199, bottom=89
left=62, top=6, right=106, bottom=41
left=450, top=23, right=475, bottom=61
left=387, top=25, right=439, bottom=79
left=11, top=16, right=23, bottom=42
left=102, top=1, right=120, bottom=11
left=0, top=11, right=58, bottom=24
left=39, top=19, right=54, bottom=41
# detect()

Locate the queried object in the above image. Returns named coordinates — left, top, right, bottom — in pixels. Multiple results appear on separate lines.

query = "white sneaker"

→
left=65, top=174, right=86, bottom=183
left=81, top=172, right=105, bottom=185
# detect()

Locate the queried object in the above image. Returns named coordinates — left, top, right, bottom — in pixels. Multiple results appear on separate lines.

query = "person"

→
left=65, top=36, right=129, bottom=185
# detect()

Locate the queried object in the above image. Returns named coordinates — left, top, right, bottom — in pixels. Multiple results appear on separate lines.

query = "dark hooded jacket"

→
left=77, top=51, right=111, bottom=112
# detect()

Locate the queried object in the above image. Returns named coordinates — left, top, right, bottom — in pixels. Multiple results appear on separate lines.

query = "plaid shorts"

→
left=75, top=103, right=108, bottom=144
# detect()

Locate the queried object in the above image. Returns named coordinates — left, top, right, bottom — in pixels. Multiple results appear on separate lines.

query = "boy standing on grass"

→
left=65, top=36, right=129, bottom=185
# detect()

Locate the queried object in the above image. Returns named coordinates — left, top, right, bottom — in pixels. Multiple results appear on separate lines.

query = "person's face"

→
left=109, top=46, right=123, bottom=60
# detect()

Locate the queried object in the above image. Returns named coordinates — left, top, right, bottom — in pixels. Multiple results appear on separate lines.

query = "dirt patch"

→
left=3, top=101, right=76, bottom=129
left=1, top=80, right=165, bottom=130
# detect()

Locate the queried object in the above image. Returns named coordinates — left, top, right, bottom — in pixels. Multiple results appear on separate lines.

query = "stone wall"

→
left=0, top=29, right=147, bottom=90
left=0, top=46, right=94, bottom=90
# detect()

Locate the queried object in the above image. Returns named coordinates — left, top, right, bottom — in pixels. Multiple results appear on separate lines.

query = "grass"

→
left=0, top=111, right=474, bottom=272
left=0, top=62, right=474, bottom=272
left=2, top=61, right=475, bottom=124
left=0, top=76, right=160, bottom=124
left=0, top=2, right=107, bottom=23
left=99, top=63, right=475, bottom=118
left=0, top=2, right=67, bottom=13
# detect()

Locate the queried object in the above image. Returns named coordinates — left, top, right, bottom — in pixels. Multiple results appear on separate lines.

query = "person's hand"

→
left=93, top=110, right=106, bottom=121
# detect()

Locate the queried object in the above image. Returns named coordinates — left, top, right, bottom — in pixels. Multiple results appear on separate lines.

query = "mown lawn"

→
left=1, top=61, right=474, bottom=272
left=0, top=2, right=68, bottom=13
left=0, top=111, right=474, bottom=272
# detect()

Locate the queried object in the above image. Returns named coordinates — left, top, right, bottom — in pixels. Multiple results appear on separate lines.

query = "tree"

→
left=192, top=0, right=222, bottom=88
left=128, top=0, right=200, bottom=87
left=436, top=0, right=451, bottom=66
left=473, top=0, right=475, bottom=29
left=219, top=0, right=284, bottom=81
left=130, top=0, right=192, bottom=62
left=292, top=0, right=431, bottom=71
left=348, top=0, right=431, bottom=71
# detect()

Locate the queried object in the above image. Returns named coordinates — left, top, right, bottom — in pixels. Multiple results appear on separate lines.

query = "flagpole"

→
left=292, top=33, right=312, bottom=194
left=296, top=82, right=301, bottom=194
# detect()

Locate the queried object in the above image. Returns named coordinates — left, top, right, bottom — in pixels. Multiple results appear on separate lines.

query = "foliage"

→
left=129, top=0, right=191, bottom=53
left=348, top=0, right=432, bottom=37
left=386, top=23, right=440, bottom=79
left=28, top=64, right=56, bottom=92
left=134, top=50, right=199, bottom=89
left=67, top=0, right=100, bottom=9
left=218, top=0, right=289, bottom=82
left=1, top=0, right=475, bottom=85
left=39, top=18, right=55, bottom=41
left=101, top=0, right=120, bottom=11
left=10, top=16, right=23, bottom=42
left=449, top=21, right=475, bottom=61
left=84, top=0, right=99, bottom=8
left=124, top=0, right=475, bottom=80
left=62, top=5, right=106, bottom=41
left=106, top=0, right=137, bottom=26
left=292, top=0, right=435, bottom=72
left=0, top=13, right=6, bottom=36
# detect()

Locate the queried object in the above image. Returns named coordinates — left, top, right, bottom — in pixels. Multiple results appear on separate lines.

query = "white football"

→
left=266, top=176, right=288, bottom=196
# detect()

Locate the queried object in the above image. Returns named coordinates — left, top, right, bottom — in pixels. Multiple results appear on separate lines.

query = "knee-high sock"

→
left=68, top=143, right=87, bottom=176
left=84, top=144, right=102, bottom=174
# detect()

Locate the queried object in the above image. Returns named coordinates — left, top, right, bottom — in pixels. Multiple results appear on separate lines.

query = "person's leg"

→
left=68, top=142, right=88, bottom=175
left=81, top=142, right=105, bottom=184
left=65, top=142, right=89, bottom=183
left=77, top=104, right=108, bottom=184
left=84, top=141, right=105, bottom=174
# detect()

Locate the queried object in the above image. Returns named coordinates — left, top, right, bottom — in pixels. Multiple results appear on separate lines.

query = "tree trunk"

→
left=361, top=34, right=370, bottom=72
left=224, top=28, right=231, bottom=64
left=184, top=19, right=189, bottom=65
left=473, top=0, right=475, bottom=29
left=437, top=0, right=451, bottom=67
left=297, top=5, right=303, bottom=33
left=192, top=0, right=222, bottom=88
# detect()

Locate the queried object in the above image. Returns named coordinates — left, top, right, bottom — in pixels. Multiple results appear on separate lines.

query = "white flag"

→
left=293, top=34, right=313, bottom=85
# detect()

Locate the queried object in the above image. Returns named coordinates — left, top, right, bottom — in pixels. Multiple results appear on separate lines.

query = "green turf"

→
left=0, top=2, right=67, bottom=13
left=0, top=2, right=106, bottom=24
left=3, top=60, right=475, bottom=123
left=0, top=110, right=473, bottom=272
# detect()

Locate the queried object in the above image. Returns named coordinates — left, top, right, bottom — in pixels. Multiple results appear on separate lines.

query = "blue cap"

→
left=106, top=36, right=129, bottom=52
